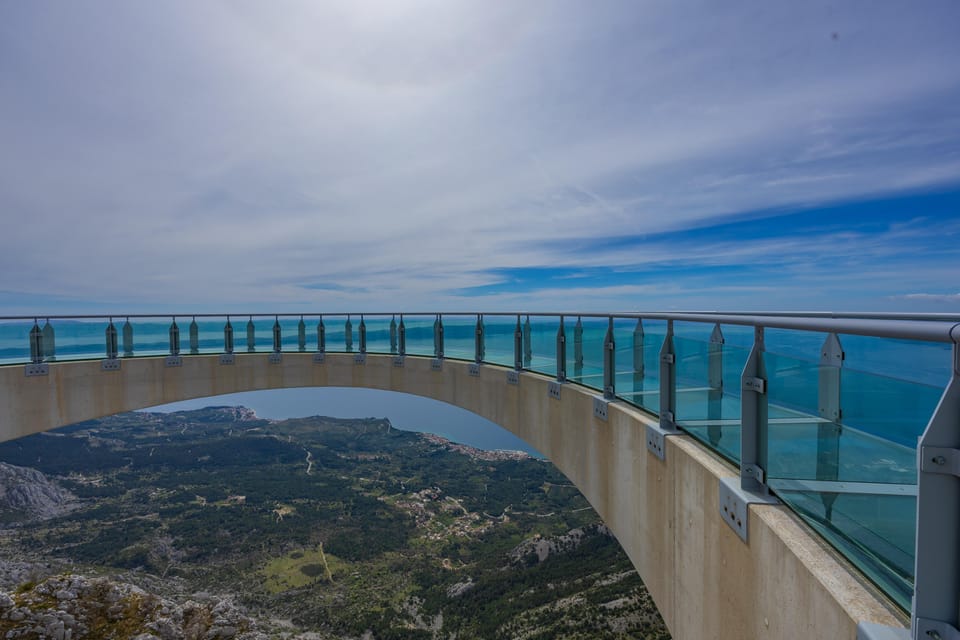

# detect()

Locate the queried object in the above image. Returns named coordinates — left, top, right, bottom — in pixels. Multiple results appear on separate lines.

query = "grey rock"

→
left=0, top=463, right=78, bottom=520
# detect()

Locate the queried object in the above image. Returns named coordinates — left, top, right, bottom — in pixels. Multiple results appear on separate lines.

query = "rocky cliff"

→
left=0, top=574, right=265, bottom=640
left=0, top=462, right=77, bottom=520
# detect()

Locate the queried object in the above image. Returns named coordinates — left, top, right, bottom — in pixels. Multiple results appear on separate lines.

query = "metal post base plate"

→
left=269, top=353, right=283, bottom=364
left=506, top=371, right=519, bottom=385
left=431, top=358, right=443, bottom=371
left=719, top=476, right=779, bottom=542
left=593, top=397, right=609, bottom=421
left=393, top=356, right=404, bottom=367
left=165, top=356, right=182, bottom=367
left=313, top=352, right=325, bottom=364
left=25, top=363, right=49, bottom=377
left=468, top=363, right=480, bottom=377
left=548, top=381, right=562, bottom=400
left=353, top=353, right=366, bottom=365
left=101, top=359, right=121, bottom=371
left=219, top=354, right=235, bottom=365
left=645, top=422, right=680, bottom=461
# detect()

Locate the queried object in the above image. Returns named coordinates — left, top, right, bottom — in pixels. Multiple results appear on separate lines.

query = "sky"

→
left=2, top=1, right=959, bottom=314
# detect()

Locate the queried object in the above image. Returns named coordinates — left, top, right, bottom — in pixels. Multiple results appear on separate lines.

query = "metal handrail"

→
left=3, top=311, right=958, bottom=343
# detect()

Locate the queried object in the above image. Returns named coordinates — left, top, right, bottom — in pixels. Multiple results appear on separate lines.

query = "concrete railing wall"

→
left=0, top=354, right=908, bottom=639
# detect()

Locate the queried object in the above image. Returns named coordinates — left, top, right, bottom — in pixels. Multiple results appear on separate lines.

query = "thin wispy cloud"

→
left=1, top=1, right=958, bottom=314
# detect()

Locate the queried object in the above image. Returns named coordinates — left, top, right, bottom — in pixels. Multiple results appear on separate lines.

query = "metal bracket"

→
left=856, top=622, right=909, bottom=640
left=920, top=446, right=960, bottom=477
left=219, top=354, right=235, bottom=365
left=646, top=422, right=680, bottom=460
left=431, top=358, right=443, bottom=371
left=593, top=397, right=609, bottom=421
left=660, top=411, right=677, bottom=433
left=468, top=363, right=480, bottom=377
left=742, top=377, right=766, bottom=394
left=353, top=353, right=366, bottom=365
left=742, top=463, right=765, bottom=485
left=719, top=476, right=778, bottom=542
left=660, top=353, right=674, bottom=364
left=915, top=618, right=960, bottom=640
left=165, top=356, right=182, bottom=367
left=393, top=356, right=404, bottom=368
left=101, top=359, right=121, bottom=371
left=548, top=381, right=562, bottom=400
left=313, top=352, right=325, bottom=364
left=269, top=353, right=283, bottom=364
left=506, top=371, right=519, bottom=385
left=646, top=425, right=666, bottom=460
left=25, top=363, right=49, bottom=377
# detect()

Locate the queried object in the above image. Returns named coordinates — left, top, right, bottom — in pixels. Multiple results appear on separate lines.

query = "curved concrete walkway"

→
left=0, top=353, right=907, bottom=639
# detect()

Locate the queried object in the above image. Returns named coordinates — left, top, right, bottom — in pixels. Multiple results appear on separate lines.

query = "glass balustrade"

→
left=481, top=316, right=516, bottom=368
left=0, top=311, right=954, bottom=613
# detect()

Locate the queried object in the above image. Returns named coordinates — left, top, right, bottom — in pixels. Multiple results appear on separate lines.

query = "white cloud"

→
left=0, top=1, right=958, bottom=312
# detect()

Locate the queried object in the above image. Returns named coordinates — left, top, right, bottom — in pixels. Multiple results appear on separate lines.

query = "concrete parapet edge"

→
left=0, top=354, right=909, bottom=639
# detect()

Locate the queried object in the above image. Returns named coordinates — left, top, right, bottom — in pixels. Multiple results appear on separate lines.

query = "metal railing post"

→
left=317, top=316, right=325, bottom=353
left=659, top=320, right=676, bottom=429
left=168, top=318, right=180, bottom=357
left=224, top=318, right=234, bottom=354
left=272, top=317, right=282, bottom=353
left=574, top=316, right=583, bottom=379
left=556, top=316, right=566, bottom=382
left=433, top=315, right=440, bottom=357
left=398, top=315, right=406, bottom=356
left=345, top=316, right=353, bottom=352
left=436, top=314, right=444, bottom=358
left=740, top=326, right=769, bottom=493
left=390, top=316, right=398, bottom=354
left=514, top=315, right=523, bottom=371
left=121, top=319, right=133, bottom=358
left=42, top=319, right=56, bottom=361
left=297, top=317, right=306, bottom=352
left=359, top=315, right=367, bottom=354
left=817, top=333, right=843, bottom=520
left=106, top=319, right=118, bottom=360
left=190, top=317, right=199, bottom=355
left=603, top=317, right=615, bottom=400
left=708, top=323, right=724, bottom=447
left=523, top=315, right=532, bottom=368
left=475, top=314, right=484, bottom=364
left=246, top=317, right=255, bottom=352
left=29, top=319, right=43, bottom=364
left=911, top=341, right=960, bottom=640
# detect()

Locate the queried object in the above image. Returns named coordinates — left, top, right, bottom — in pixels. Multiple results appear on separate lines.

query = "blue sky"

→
left=1, top=1, right=959, bottom=314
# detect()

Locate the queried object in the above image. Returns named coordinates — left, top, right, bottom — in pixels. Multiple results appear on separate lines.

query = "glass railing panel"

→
left=360, top=316, right=392, bottom=354
left=481, top=315, right=515, bottom=368
left=441, top=315, right=476, bottom=361
left=193, top=318, right=228, bottom=355
left=523, top=315, right=558, bottom=376
left=48, top=319, right=113, bottom=360
left=401, top=315, right=436, bottom=358
left=128, top=318, right=179, bottom=357
left=763, top=334, right=943, bottom=610
left=842, top=335, right=952, bottom=387
left=612, top=317, right=654, bottom=409
left=566, top=316, right=605, bottom=392
left=0, top=319, right=32, bottom=364
left=320, top=315, right=346, bottom=352
left=672, top=327, right=749, bottom=464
